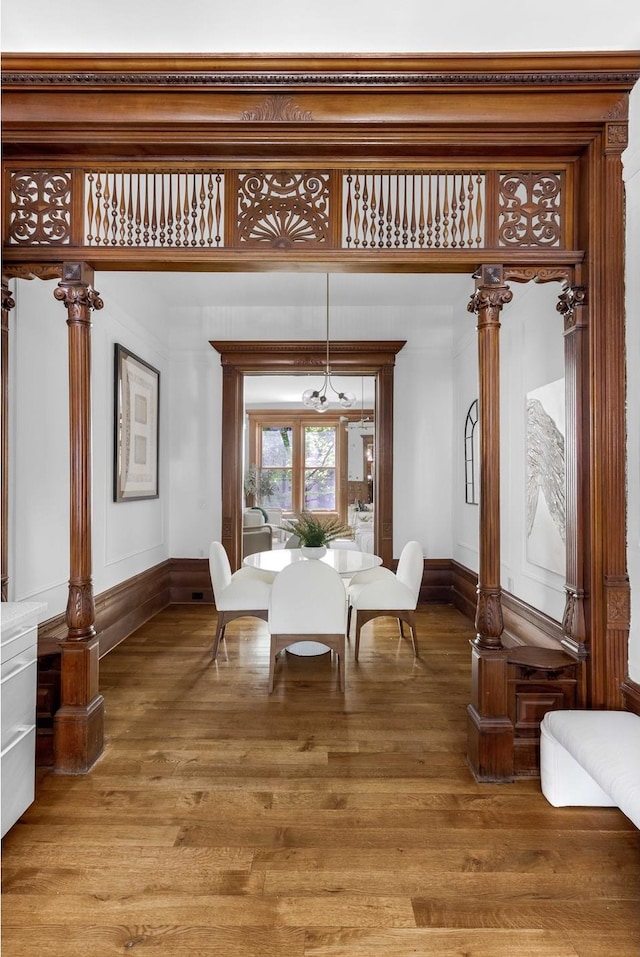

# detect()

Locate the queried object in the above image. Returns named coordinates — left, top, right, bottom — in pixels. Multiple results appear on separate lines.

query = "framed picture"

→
left=113, top=343, right=160, bottom=502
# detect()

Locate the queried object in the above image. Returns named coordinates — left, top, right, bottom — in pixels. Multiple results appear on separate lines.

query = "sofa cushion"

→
left=541, top=710, right=640, bottom=828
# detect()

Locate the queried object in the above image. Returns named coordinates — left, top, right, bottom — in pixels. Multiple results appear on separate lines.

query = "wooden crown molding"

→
left=3, top=52, right=639, bottom=90
left=210, top=340, right=406, bottom=373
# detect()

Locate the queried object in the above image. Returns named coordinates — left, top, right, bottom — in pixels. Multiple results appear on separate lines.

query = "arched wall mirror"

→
left=210, top=340, right=406, bottom=570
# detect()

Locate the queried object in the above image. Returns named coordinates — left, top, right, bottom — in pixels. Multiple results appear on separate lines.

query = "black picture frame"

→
left=113, top=343, right=160, bottom=502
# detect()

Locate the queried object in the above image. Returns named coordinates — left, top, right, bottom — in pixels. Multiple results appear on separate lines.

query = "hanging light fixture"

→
left=343, top=377, right=373, bottom=432
left=302, top=274, right=356, bottom=413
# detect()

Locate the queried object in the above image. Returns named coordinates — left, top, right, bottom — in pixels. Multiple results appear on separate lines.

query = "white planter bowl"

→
left=300, top=545, right=327, bottom=559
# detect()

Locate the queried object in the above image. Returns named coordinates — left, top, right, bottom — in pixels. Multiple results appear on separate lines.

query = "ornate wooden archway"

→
left=2, top=52, right=638, bottom=776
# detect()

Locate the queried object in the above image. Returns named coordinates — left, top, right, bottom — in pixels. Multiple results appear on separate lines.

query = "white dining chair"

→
left=346, top=540, right=423, bottom=660
left=209, top=541, right=275, bottom=660
left=268, top=559, right=348, bottom=692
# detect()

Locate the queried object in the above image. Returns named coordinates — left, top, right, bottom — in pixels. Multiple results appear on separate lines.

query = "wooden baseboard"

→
left=421, top=559, right=455, bottom=603
left=451, top=561, right=477, bottom=622
left=169, top=557, right=213, bottom=604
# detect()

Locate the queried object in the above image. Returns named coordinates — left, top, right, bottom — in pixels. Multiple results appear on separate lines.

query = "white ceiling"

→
left=4, top=0, right=638, bottom=52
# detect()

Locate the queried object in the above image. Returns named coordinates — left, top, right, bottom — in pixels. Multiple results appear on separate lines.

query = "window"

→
left=304, top=425, right=336, bottom=510
left=261, top=425, right=293, bottom=509
left=248, top=411, right=346, bottom=517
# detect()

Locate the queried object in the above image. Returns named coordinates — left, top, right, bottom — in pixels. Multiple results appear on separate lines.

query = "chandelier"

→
left=302, top=275, right=356, bottom=413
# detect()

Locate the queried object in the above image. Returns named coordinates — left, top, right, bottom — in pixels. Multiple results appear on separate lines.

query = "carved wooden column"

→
left=375, top=361, right=395, bottom=569
left=557, top=283, right=589, bottom=703
left=53, top=262, right=104, bottom=772
left=220, top=362, right=244, bottom=570
left=466, top=264, right=514, bottom=781
left=1, top=279, right=16, bottom=601
left=583, top=118, right=630, bottom=709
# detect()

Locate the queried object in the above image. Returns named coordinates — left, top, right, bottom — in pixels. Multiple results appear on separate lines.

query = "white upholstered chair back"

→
left=395, top=541, right=424, bottom=604
left=209, top=541, right=233, bottom=599
left=268, top=559, right=348, bottom=691
left=269, top=560, right=346, bottom=636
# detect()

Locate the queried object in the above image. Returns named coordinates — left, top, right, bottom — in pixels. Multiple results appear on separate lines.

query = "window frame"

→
left=247, top=410, right=348, bottom=520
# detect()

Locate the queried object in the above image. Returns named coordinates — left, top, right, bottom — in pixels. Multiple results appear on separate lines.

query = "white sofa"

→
left=242, top=508, right=273, bottom=557
left=540, top=709, right=640, bottom=829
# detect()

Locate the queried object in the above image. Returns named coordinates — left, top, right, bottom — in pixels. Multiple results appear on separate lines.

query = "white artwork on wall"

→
left=526, top=377, right=565, bottom=576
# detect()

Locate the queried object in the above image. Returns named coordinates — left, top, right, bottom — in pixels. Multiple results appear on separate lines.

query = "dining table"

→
left=243, top=547, right=382, bottom=579
left=243, top=547, right=383, bottom=656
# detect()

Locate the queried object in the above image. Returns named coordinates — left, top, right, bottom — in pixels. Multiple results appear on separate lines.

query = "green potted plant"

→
left=280, top=511, right=351, bottom=558
left=243, top=463, right=276, bottom=507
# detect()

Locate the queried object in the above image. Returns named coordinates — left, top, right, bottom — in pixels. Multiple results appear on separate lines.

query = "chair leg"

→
left=329, top=636, right=346, bottom=692
left=269, top=632, right=288, bottom=692
left=346, top=605, right=352, bottom=638
left=400, top=610, right=419, bottom=657
left=268, top=643, right=277, bottom=693
left=212, top=613, right=228, bottom=659
left=354, top=609, right=418, bottom=659
left=354, top=612, right=363, bottom=660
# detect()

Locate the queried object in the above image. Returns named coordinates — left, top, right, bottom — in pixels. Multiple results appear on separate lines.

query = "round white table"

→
left=243, top=547, right=382, bottom=578
left=243, top=547, right=383, bottom=656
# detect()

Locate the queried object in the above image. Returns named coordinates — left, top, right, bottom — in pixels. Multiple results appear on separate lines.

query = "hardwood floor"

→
left=2, top=604, right=639, bottom=957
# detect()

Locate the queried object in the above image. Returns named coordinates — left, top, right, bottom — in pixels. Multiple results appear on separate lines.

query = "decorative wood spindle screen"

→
left=84, top=170, right=224, bottom=248
left=4, top=167, right=566, bottom=253
left=343, top=171, right=485, bottom=250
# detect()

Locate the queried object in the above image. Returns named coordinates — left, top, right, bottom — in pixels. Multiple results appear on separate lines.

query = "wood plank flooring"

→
left=2, top=604, right=639, bottom=957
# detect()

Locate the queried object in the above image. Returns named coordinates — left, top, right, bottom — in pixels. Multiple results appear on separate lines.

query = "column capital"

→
left=467, top=264, right=512, bottom=320
left=1, top=279, right=16, bottom=314
left=557, top=284, right=587, bottom=331
left=54, top=281, right=104, bottom=318
left=467, top=284, right=513, bottom=318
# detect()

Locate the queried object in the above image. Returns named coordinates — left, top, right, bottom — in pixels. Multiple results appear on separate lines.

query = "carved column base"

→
left=467, top=643, right=513, bottom=782
left=54, top=697, right=104, bottom=774
left=54, top=637, right=104, bottom=773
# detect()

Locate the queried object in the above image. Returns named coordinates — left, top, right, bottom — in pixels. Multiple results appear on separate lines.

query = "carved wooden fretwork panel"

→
left=234, top=172, right=331, bottom=247
left=7, top=171, right=73, bottom=245
left=4, top=165, right=570, bottom=255
left=498, top=172, right=563, bottom=247
left=85, top=171, right=224, bottom=247
left=343, top=171, right=485, bottom=249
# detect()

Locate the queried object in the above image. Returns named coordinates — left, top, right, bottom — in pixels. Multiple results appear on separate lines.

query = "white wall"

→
left=500, top=282, right=566, bottom=622
left=3, top=0, right=639, bottom=53
left=8, top=273, right=172, bottom=614
left=452, top=313, right=480, bottom=572
left=10, top=280, right=69, bottom=611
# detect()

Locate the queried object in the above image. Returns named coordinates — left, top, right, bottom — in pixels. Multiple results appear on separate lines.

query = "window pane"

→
left=304, top=468, right=336, bottom=510
left=263, top=467, right=292, bottom=509
left=262, top=426, right=292, bottom=467
left=305, top=426, right=336, bottom=467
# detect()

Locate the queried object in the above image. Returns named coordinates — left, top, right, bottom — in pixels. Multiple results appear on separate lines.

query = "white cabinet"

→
left=1, top=602, right=46, bottom=838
